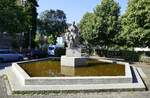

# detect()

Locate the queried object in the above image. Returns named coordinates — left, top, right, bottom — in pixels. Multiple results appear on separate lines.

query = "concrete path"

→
left=0, top=62, right=150, bottom=98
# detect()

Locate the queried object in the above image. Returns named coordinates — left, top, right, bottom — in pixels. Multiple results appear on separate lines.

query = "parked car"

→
left=0, top=49, right=24, bottom=62
left=48, top=45, right=65, bottom=57
left=26, top=50, right=48, bottom=59
left=48, top=45, right=56, bottom=56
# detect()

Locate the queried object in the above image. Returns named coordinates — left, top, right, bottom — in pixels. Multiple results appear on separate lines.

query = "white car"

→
left=48, top=45, right=56, bottom=56
left=0, top=49, right=23, bottom=62
left=48, top=45, right=64, bottom=56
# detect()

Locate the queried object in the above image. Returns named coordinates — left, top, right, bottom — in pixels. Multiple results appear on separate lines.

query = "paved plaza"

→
left=0, top=62, right=150, bottom=98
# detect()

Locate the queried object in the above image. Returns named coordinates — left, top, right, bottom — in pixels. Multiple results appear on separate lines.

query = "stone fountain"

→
left=4, top=23, right=146, bottom=94
left=61, top=22, right=87, bottom=67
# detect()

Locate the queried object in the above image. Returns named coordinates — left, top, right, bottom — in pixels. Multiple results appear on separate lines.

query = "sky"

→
left=37, top=0, right=128, bottom=23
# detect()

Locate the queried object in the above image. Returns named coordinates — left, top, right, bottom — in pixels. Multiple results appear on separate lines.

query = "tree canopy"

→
left=38, top=9, right=67, bottom=44
left=23, top=0, right=38, bottom=48
left=0, top=0, right=26, bottom=35
left=79, top=12, right=98, bottom=46
left=118, top=0, right=150, bottom=47
left=79, top=0, right=120, bottom=47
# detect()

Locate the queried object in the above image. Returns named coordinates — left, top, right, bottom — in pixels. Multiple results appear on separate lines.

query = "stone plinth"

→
left=66, top=48, right=82, bottom=57
left=61, top=56, right=87, bottom=67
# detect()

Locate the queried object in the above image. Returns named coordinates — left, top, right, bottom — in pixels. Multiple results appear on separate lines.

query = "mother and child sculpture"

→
left=64, top=21, right=80, bottom=48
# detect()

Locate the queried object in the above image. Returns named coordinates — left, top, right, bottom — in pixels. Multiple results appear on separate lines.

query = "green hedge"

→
left=54, top=47, right=150, bottom=62
left=96, top=49, right=149, bottom=62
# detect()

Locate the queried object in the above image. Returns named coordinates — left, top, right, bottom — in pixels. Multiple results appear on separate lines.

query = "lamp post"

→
left=29, top=26, right=32, bottom=49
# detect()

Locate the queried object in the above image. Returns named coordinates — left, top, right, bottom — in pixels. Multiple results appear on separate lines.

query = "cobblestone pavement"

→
left=0, top=62, right=150, bottom=98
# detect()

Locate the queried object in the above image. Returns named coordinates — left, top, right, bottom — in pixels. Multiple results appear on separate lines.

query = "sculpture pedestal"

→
left=61, top=56, right=87, bottom=67
left=66, top=48, right=82, bottom=57
left=61, top=48, right=87, bottom=67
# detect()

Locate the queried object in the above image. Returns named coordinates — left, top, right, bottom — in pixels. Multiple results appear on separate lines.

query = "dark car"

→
left=26, top=50, right=48, bottom=59
left=0, top=49, right=23, bottom=62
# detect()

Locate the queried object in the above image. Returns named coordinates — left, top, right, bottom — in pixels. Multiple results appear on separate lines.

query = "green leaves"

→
left=119, top=0, right=150, bottom=47
left=79, top=12, right=97, bottom=46
left=23, top=0, right=38, bottom=48
left=38, top=9, right=67, bottom=44
left=79, top=0, right=120, bottom=47
left=0, top=0, right=25, bottom=34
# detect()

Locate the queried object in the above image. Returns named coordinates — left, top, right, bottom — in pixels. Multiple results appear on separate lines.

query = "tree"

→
left=0, top=0, right=26, bottom=35
left=79, top=0, right=120, bottom=48
left=47, top=35, right=55, bottom=44
left=79, top=12, right=98, bottom=47
left=94, top=0, right=120, bottom=47
left=38, top=9, right=67, bottom=44
left=118, top=0, right=150, bottom=47
left=24, top=0, right=38, bottom=48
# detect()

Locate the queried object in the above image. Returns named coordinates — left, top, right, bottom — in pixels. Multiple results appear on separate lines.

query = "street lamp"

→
left=29, top=26, right=32, bottom=49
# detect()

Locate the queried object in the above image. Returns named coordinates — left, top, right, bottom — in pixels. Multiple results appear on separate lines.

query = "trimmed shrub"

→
left=96, top=49, right=147, bottom=62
